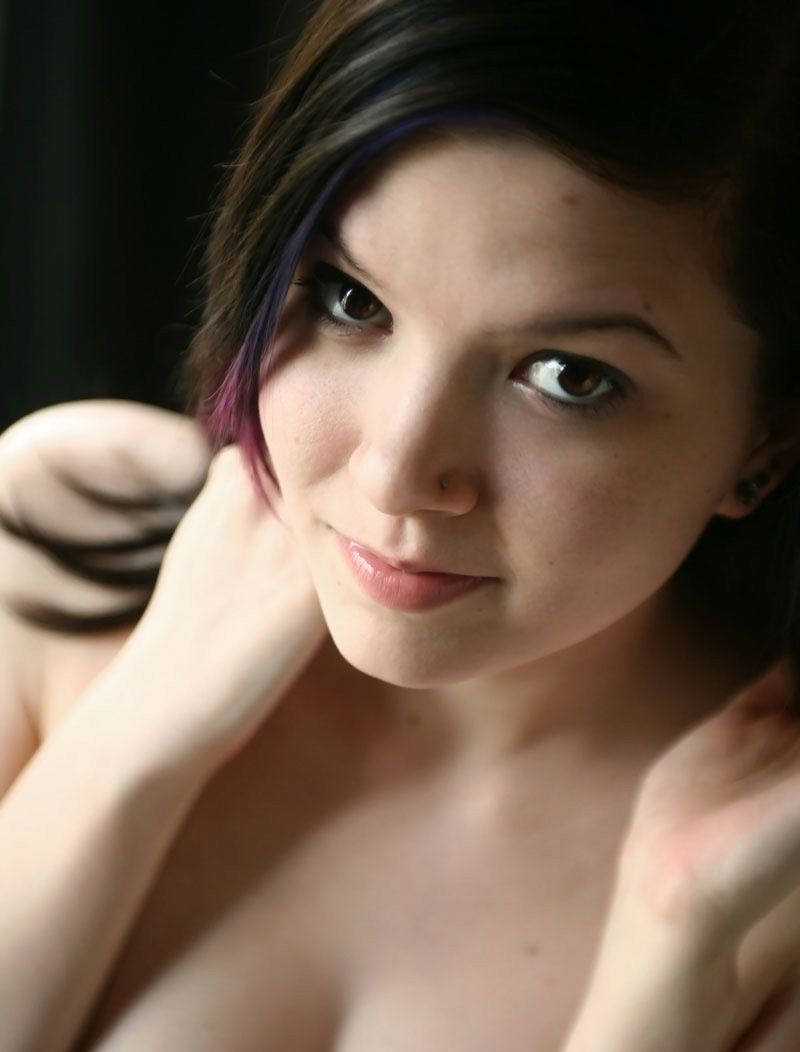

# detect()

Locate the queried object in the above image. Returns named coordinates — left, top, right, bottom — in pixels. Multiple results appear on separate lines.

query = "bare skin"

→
left=7, top=125, right=800, bottom=1047
left=27, top=612, right=800, bottom=1051
left=6, top=426, right=778, bottom=1049
left=14, top=452, right=795, bottom=1051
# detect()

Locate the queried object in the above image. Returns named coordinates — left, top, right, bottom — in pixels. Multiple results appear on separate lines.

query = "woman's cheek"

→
left=261, top=359, right=353, bottom=490
left=505, top=435, right=634, bottom=528
left=512, top=434, right=699, bottom=578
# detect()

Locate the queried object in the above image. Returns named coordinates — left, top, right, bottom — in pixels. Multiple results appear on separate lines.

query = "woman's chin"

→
left=319, top=614, right=485, bottom=690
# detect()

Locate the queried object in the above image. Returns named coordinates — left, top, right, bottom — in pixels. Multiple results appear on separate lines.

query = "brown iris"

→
left=339, top=283, right=381, bottom=321
left=555, top=360, right=604, bottom=398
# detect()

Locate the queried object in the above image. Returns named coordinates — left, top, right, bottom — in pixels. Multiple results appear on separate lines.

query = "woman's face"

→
left=259, top=130, right=768, bottom=690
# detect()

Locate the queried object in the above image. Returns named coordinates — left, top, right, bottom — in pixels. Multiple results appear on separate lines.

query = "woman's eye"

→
left=292, top=261, right=628, bottom=419
left=294, top=262, right=392, bottom=332
left=514, top=356, right=628, bottom=418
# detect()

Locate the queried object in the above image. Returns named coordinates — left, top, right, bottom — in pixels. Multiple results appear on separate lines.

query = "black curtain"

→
left=0, top=1, right=312, bottom=431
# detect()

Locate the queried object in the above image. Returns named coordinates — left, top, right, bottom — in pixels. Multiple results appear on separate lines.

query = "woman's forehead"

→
left=323, top=136, right=727, bottom=326
left=331, top=131, right=716, bottom=281
left=315, top=132, right=757, bottom=361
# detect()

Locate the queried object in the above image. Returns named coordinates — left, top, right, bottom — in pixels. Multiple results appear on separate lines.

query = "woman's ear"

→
left=715, top=430, right=800, bottom=520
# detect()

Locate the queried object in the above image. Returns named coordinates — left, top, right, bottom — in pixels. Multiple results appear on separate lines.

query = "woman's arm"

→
left=560, top=891, right=800, bottom=1052
left=0, top=427, right=329, bottom=1052
left=0, top=647, right=225, bottom=1052
left=561, top=659, right=800, bottom=1052
left=559, top=891, right=740, bottom=1052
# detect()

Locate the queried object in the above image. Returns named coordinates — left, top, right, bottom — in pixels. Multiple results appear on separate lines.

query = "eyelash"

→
left=290, top=262, right=629, bottom=419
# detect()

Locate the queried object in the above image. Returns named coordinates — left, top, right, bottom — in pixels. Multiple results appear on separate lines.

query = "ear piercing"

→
left=440, top=475, right=450, bottom=491
left=736, top=470, right=772, bottom=506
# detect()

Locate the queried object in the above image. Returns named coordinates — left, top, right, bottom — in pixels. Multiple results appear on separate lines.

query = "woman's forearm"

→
left=0, top=648, right=225, bottom=1052
left=559, top=892, right=740, bottom=1052
left=560, top=963, right=736, bottom=1052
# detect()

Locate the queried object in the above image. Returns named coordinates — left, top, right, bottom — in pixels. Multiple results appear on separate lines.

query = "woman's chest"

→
left=44, top=646, right=800, bottom=1052
left=73, top=727, right=628, bottom=1052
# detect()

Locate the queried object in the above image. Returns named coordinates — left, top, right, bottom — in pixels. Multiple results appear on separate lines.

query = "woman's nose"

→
left=348, top=359, right=482, bottom=516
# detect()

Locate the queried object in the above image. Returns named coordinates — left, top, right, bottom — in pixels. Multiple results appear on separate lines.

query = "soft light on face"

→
left=258, top=129, right=762, bottom=690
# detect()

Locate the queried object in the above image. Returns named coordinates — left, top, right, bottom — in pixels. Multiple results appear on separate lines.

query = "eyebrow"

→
left=317, top=221, right=681, bottom=361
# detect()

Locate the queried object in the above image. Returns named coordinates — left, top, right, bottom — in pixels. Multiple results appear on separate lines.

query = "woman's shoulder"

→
left=0, top=399, right=213, bottom=740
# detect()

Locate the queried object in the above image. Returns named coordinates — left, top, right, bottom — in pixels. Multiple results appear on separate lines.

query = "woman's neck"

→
left=293, top=581, right=759, bottom=779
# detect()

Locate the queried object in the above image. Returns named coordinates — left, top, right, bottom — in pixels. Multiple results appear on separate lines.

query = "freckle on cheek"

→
left=561, top=194, right=578, bottom=205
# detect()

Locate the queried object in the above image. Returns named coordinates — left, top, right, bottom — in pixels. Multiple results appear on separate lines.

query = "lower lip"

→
left=336, top=533, right=490, bottom=612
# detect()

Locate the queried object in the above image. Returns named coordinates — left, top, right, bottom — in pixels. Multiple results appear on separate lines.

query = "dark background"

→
left=0, top=1, right=313, bottom=432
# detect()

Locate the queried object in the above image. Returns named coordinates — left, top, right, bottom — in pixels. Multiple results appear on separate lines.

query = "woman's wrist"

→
left=559, top=889, right=740, bottom=1052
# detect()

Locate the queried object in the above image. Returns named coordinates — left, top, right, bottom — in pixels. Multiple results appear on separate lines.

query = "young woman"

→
left=3, top=1, right=800, bottom=1049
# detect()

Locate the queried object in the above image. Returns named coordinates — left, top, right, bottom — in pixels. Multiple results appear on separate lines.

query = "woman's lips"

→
left=336, top=533, right=490, bottom=612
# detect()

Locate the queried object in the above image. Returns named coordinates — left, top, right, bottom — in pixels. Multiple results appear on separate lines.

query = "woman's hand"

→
left=0, top=404, right=329, bottom=772
left=139, top=442, right=320, bottom=644
left=562, top=662, right=800, bottom=1052
left=122, top=442, right=330, bottom=769
left=616, top=658, right=800, bottom=951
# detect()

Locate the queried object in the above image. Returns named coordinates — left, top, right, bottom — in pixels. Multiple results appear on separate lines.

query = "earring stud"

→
left=735, top=472, right=771, bottom=506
